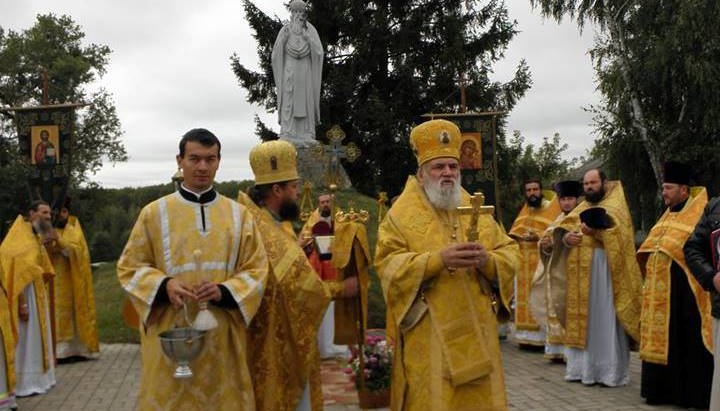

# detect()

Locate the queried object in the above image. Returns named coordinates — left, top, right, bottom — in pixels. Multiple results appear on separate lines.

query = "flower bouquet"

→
left=345, top=333, right=392, bottom=408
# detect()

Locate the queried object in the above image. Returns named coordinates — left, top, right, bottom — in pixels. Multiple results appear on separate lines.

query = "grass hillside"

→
left=92, top=188, right=387, bottom=344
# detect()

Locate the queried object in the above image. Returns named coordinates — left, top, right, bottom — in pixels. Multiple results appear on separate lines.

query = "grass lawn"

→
left=93, top=261, right=139, bottom=343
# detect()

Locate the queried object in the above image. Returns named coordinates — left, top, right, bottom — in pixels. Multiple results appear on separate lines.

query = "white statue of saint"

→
left=271, top=0, right=324, bottom=145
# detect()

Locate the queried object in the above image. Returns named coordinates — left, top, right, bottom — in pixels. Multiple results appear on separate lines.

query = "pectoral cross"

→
left=457, top=192, right=495, bottom=242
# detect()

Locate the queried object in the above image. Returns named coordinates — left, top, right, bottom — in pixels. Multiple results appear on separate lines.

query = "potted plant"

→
left=346, top=333, right=392, bottom=408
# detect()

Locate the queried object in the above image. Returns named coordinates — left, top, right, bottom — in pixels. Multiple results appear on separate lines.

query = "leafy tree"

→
left=233, top=0, right=531, bottom=198
left=499, top=131, right=577, bottom=227
left=530, top=0, right=720, bottom=219
left=0, top=14, right=126, bottom=235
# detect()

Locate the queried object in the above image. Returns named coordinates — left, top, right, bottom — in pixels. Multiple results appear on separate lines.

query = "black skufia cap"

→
left=663, top=161, right=692, bottom=185
left=555, top=180, right=582, bottom=198
left=580, top=207, right=611, bottom=229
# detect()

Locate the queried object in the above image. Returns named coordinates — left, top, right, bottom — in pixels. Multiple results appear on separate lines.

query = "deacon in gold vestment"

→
left=637, top=162, right=712, bottom=408
left=48, top=204, right=99, bottom=359
left=508, top=180, right=561, bottom=346
left=529, top=180, right=582, bottom=360
left=376, top=119, right=519, bottom=411
left=241, top=140, right=358, bottom=411
left=117, top=129, right=268, bottom=410
left=1, top=202, right=56, bottom=397
left=553, top=169, right=642, bottom=387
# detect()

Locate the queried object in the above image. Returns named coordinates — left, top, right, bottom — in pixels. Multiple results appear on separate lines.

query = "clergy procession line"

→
left=1, top=120, right=719, bottom=411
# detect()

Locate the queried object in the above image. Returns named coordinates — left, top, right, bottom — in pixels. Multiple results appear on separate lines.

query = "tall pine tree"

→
left=232, top=0, right=531, bottom=196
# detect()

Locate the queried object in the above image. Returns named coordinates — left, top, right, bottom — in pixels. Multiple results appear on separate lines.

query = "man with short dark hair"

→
left=1, top=200, right=56, bottom=398
left=117, top=128, right=268, bottom=409
left=509, top=179, right=561, bottom=347
left=638, top=162, right=713, bottom=408
left=552, top=169, right=642, bottom=386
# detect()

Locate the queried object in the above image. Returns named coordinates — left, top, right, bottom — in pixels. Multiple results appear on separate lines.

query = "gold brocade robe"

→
left=49, top=216, right=99, bottom=356
left=376, top=177, right=519, bottom=411
left=117, top=192, right=268, bottom=411
left=529, top=212, right=570, bottom=346
left=0, top=264, right=15, bottom=394
left=331, top=216, right=371, bottom=345
left=554, top=181, right=643, bottom=348
left=509, top=192, right=561, bottom=335
left=0, top=216, right=54, bottom=373
left=637, top=187, right=712, bottom=364
left=237, top=192, right=340, bottom=411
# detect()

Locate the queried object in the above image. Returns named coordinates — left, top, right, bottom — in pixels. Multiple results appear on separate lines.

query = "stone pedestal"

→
left=293, top=140, right=352, bottom=189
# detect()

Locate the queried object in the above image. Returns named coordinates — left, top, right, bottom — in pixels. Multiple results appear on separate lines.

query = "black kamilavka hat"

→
left=663, top=161, right=692, bottom=185
left=555, top=180, right=582, bottom=198
left=580, top=207, right=611, bottom=229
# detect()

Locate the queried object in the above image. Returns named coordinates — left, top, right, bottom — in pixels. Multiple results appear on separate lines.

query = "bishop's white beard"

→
left=422, top=176, right=461, bottom=211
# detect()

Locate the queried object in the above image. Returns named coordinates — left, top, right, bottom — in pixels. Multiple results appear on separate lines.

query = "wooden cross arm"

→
left=457, top=205, right=495, bottom=215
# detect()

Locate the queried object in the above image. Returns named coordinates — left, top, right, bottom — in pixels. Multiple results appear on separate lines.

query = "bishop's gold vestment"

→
left=117, top=192, right=268, bottom=411
left=553, top=181, right=643, bottom=348
left=376, top=177, right=518, bottom=411
left=508, top=192, right=561, bottom=340
left=238, top=192, right=342, bottom=411
left=637, top=187, right=712, bottom=364
left=48, top=216, right=99, bottom=358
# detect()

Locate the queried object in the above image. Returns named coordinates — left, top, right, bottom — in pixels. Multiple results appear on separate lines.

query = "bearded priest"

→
left=552, top=169, right=642, bottom=387
left=239, top=139, right=358, bottom=411
left=638, top=162, right=712, bottom=408
left=375, top=119, right=518, bottom=411
left=508, top=179, right=561, bottom=347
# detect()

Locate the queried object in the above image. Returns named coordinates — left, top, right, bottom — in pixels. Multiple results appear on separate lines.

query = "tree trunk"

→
left=605, top=5, right=664, bottom=191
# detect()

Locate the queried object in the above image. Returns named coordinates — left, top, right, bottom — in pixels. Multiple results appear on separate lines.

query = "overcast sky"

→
left=2, top=1, right=600, bottom=188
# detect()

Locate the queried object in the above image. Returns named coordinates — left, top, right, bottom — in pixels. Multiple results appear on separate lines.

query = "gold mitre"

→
left=409, top=119, right=461, bottom=165
left=249, top=140, right=300, bottom=185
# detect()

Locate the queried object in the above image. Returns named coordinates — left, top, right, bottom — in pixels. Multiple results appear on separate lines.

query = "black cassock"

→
left=641, top=260, right=714, bottom=409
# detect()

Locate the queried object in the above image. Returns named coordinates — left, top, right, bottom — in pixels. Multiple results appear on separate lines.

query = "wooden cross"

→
left=457, top=192, right=494, bottom=242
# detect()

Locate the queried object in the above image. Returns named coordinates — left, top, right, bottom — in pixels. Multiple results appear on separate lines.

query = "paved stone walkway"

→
left=16, top=341, right=689, bottom=410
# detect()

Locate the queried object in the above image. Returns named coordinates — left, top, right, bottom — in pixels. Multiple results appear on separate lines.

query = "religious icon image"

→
left=31, top=125, right=60, bottom=166
left=460, top=132, right=482, bottom=170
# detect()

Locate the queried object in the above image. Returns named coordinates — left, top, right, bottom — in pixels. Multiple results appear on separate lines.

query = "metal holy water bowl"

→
left=159, top=327, right=206, bottom=379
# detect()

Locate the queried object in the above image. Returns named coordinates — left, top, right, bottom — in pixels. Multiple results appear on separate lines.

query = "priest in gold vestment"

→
left=48, top=204, right=99, bottom=360
left=1, top=202, right=56, bottom=397
left=529, top=180, right=582, bottom=361
left=0, top=263, right=16, bottom=411
left=508, top=180, right=561, bottom=347
left=553, top=169, right=642, bottom=387
left=638, top=162, right=712, bottom=408
left=376, top=119, right=519, bottom=411
left=117, top=129, right=268, bottom=410
left=240, top=140, right=358, bottom=411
